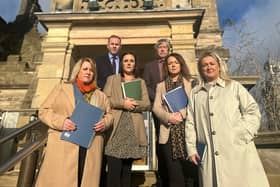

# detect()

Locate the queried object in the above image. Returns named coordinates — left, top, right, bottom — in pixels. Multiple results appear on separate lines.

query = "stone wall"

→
left=0, top=90, right=29, bottom=110
left=0, top=56, right=38, bottom=127
left=192, top=0, right=229, bottom=60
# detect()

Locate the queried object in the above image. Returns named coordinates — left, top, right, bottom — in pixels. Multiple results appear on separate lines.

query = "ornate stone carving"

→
left=53, top=0, right=74, bottom=11
left=97, top=0, right=165, bottom=11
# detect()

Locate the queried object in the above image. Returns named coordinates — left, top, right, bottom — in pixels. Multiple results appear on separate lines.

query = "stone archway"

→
left=32, top=10, right=204, bottom=108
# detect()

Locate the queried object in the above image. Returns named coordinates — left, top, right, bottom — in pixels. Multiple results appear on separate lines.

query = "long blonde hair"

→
left=197, top=52, right=231, bottom=83
left=69, top=57, right=97, bottom=84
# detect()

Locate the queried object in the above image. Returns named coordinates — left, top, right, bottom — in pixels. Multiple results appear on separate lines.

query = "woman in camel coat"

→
left=153, top=53, right=198, bottom=187
left=103, top=52, right=150, bottom=187
left=36, top=57, right=113, bottom=187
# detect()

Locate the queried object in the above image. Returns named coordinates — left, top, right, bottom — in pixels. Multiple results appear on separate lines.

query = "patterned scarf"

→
left=165, top=75, right=188, bottom=160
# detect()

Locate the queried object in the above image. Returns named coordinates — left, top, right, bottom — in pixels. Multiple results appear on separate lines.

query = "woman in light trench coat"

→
left=185, top=52, right=269, bottom=187
left=36, top=57, right=113, bottom=187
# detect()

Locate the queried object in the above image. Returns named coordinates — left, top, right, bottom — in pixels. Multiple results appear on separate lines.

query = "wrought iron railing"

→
left=0, top=120, right=47, bottom=187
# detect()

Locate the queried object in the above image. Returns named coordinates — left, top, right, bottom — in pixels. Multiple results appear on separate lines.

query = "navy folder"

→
left=163, top=86, right=188, bottom=112
left=197, top=142, right=206, bottom=165
left=61, top=101, right=104, bottom=148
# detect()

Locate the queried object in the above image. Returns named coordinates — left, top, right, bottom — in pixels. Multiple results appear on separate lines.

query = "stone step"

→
left=0, top=170, right=18, bottom=187
left=0, top=61, right=37, bottom=72
left=132, top=171, right=157, bottom=187
left=0, top=170, right=278, bottom=187
left=0, top=170, right=156, bottom=187
left=0, top=72, right=35, bottom=87
left=267, top=174, right=280, bottom=187
left=0, top=63, right=26, bottom=72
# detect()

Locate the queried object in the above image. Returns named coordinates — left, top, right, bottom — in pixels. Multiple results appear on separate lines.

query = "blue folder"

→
left=61, top=101, right=104, bottom=148
left=197, top=142, right=206, bottom=165
left=163, top=86, right=188, bottom=112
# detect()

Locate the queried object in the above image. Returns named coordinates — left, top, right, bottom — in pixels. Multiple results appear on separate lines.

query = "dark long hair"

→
left=163, top=53, right=192, bottom=80
left=119, top=52, right=140, bottom=77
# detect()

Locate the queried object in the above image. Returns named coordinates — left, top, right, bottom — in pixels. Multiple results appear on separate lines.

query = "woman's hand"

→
left=62, top=118, right=77, bottom=131
left=123, top=98, right=139, bottom=111
left=189, top=153, right=200, bottom=166
left=168, top=112, right=183, bottom=125
left=94, top=119, right=105, bottom=132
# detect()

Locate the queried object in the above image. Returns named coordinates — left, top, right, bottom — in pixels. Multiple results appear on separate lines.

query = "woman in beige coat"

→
left=186, top=52, right=269, bottom=187
left=153, top=53, right=198, bottom=187
left=36, top=57, right=113, bottom=187
left=103, top=52, right=150, bottom=187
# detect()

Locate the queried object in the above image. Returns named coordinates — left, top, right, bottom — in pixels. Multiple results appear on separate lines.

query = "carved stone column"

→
left=169, top=20, right=197, bottom=75
left=63, top=43, right=75, bottom=80
left=32, top=23, right=72, bottom=108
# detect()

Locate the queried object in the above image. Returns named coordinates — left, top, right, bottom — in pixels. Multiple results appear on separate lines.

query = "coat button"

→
left=211, top=131, right=216, bottom=135
left=210, top=113, right=214, bottom=116
left=214, top=151, right=219, bottom=156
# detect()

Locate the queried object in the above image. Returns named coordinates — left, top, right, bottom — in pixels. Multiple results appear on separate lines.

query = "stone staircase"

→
left=0, top=148, right=279, bottom=187
left=0, top=170, right=156, bottom=187
left=0, top=170, right=18, bottom=187
left=256, top=132, right=280, bottom=187
left=0, top=55, right=38, bottom=111
left=258, top=149, right=280, bottom=187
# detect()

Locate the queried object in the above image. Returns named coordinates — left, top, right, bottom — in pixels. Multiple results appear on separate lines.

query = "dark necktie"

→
left=111, top=56, right=116, bottom=74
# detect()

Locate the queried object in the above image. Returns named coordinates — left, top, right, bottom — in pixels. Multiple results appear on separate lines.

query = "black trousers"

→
left=152, top=112, right=169, bottom=187
left=78, top=146, right=87, bottom=187
left=100, top=154, right=107, bottom=187
left=160, top=140, right=199, bottom=187
left=106, top=156, right=133, bottom=187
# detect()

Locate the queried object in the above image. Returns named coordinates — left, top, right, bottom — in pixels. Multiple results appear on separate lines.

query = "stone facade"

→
left=0, top=0, right=41, bottom=127
left=0, top=55, right=38, bottom=107
left=0, top=89, right=28, bottom=110
left=192, top=0, right=229, bottom=61
left=0, top=55, right=39, bottom=127
left=1, top=1, right=279, bottom=186
left=33, top=0, right=226, bottom=107
left=1, top=0, right=229, bottom=119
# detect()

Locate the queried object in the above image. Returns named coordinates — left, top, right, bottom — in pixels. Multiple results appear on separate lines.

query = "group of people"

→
left=35, top=35, right=269, bottom=187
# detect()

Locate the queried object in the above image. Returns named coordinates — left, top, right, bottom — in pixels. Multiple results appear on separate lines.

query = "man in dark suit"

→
left=143, top=38, right=172, bottom=187
left=95, top=35, right=121, bottom=187
left=95, top=34, right=122, bottom=90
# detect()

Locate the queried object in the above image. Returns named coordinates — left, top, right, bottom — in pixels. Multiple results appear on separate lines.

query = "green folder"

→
left=121, top=79, right=142, bottom=100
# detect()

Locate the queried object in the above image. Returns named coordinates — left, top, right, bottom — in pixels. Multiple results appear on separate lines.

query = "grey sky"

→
left=0, top=0, right=21, bottom=23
